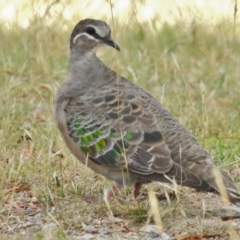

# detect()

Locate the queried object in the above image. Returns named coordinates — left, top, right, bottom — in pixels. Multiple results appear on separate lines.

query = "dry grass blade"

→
left=213, top=168, right=230, bottom=206
left=147, top=185, right=163, bottom=232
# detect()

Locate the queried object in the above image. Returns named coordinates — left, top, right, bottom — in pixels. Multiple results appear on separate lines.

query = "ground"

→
left=1, top=1, right=240, bottom=239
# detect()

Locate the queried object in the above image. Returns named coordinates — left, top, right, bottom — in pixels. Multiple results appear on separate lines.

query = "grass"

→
left=1, top=4, right=240, bottom=239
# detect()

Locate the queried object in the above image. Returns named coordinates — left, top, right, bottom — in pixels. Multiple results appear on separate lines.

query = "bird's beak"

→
left=103, top=37, right=120, bottom=51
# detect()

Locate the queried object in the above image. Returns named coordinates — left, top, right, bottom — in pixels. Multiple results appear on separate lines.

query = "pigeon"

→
left=54, top=19, right=240, bottom=205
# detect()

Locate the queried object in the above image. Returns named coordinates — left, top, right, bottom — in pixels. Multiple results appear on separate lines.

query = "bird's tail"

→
left=208, top=167, right=240, bottom=207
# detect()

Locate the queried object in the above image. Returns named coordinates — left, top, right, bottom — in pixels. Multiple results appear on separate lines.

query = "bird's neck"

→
left=66, top=49, right=115, bottom=93
left=70, top=48, right=101, bottom=72
left=69, top=49, right=98, bottom=68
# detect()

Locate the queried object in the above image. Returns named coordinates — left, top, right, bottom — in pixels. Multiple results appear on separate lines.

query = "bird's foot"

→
left=155, top=191, right=176, bottom=201
left=105, top=184, right=122, bottom=201
left=133, top=182, right=176, bottom=202
left=133, top=182, right=143, bottom=199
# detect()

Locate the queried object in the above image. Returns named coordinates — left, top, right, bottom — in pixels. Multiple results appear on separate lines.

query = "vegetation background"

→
left=0, top=0, right=240, bottom=239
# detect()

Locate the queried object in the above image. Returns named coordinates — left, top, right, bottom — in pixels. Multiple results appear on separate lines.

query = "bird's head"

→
left=70, top=19, right=120, bottom=53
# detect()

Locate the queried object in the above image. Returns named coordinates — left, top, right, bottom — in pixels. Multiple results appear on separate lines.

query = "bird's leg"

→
left=107, top=184, right=122, bottom=201
left=133, top=182, right=142, bottom=199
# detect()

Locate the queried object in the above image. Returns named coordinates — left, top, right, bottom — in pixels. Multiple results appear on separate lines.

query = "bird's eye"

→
left=86, top=27, right=96, bottom=35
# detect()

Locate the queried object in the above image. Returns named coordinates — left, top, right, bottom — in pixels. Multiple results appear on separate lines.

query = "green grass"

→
left=1, top=9, right=240, bottom=239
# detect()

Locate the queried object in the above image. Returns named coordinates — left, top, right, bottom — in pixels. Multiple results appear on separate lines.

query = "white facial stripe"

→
left=73, top=32, right=99, bottom=44
left=87, top=25, right=107, bottom=38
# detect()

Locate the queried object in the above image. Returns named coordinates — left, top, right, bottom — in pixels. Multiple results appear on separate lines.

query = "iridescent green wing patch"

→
left=68, top=115, right=141, bottom=168
left=98, top=138, right=130, bottom=166
left=68, top=117, right=105, bottom=145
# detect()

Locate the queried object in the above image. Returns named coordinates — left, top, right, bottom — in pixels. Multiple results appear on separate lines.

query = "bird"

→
left=54, top=18, right=240, bottom=206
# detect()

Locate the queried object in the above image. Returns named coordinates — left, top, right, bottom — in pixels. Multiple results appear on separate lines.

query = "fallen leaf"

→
left=173, top=234, right=221, bottom=240
left=118, top=222, right=132, bottom=233
left=6, top=185, right=31, bottom=194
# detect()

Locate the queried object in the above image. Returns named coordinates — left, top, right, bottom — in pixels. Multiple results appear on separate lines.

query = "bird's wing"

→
left=65, top=80, right=210, bottom=189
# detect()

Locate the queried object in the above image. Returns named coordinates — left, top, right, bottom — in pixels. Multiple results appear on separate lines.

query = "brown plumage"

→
left=54, top=19, right=240, bottom=205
